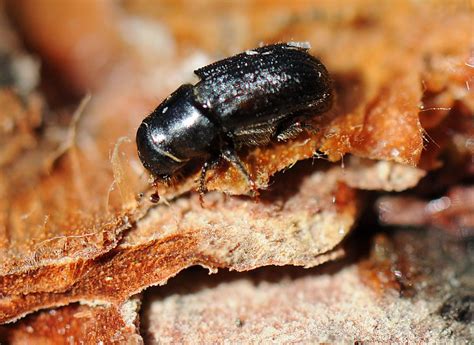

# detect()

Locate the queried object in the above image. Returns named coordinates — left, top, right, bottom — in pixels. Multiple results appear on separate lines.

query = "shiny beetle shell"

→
left=136, top=42, right=333, bottom=191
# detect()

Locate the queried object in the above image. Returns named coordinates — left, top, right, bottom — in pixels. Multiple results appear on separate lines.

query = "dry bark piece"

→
left=0, top=132, right=134, bottom=296
left=0, top=162, right=356, bottom=323
left=142, top=228, right=473, bottom=343
left=0, top=90, right=141, bottom=297
left=0, top=297, right=142, bottom=345
left=0, top=4, right=139, bottom=299
left=0, top=89, right=42, bottom=167
left=339, top=156, right=426, bottom=192
left=376, top=185, right=474, bottom=238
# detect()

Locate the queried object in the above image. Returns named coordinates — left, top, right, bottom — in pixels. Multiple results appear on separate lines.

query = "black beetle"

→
left=136, top=42, right=333, bottom=196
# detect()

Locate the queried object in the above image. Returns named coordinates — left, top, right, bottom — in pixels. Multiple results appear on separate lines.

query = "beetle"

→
left=136, top=42, right=333, bottom=197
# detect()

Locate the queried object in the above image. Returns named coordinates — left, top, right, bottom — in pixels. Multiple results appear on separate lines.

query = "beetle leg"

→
left=221, top=147, right=259, bottom=197
left=198, top=161, right=210, bottom=194
left=198, top=159, right=220, bottom=205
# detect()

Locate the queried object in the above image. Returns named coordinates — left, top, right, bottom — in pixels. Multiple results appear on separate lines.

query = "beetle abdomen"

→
left=193, top=42, right=332, bottom=131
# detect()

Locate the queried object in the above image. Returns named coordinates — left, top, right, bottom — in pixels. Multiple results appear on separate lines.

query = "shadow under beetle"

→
left=136, top=42, right=333, bottom=198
